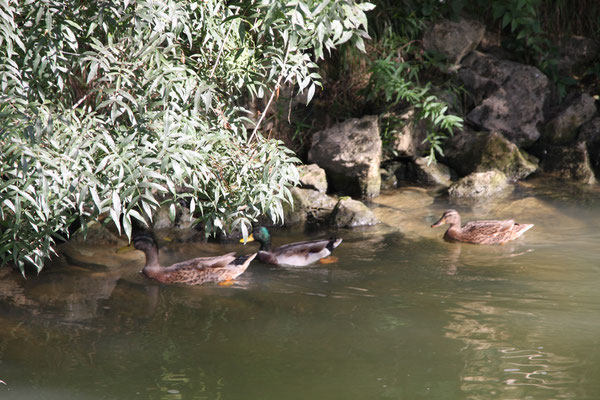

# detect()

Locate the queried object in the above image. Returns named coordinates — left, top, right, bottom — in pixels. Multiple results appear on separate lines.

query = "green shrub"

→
left=0, top=0, right=373, bottom=274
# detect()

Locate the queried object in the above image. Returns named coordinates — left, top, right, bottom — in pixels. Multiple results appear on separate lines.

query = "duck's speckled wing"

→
left=461, top=220, right=532, bottom=244
left=156, top=252, right=240, bottom=284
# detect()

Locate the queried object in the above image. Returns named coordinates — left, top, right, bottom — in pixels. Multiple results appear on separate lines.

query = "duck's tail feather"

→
left=232, top=252, right=257, bottom=266
left=327, top=236, right=343, bottom=251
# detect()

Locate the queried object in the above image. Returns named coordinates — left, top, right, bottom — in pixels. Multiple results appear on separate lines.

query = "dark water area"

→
left=1, top=178, right=599, bottom=399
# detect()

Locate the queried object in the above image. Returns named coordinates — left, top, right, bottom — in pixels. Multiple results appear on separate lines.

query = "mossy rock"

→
left=283, top=187, right=338, bottom=225
left=445, top=130, right=538, bottom=180
left=330, top=198, right=381, bottom=228
left=448, top=170, right=509, bottom=197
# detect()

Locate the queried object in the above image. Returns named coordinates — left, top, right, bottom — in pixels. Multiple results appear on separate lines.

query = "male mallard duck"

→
left=431, top=209, right=533, bottom=245
left=240, top=226, right=342, bottom=266
left=122, top=232, right=256, bottom=285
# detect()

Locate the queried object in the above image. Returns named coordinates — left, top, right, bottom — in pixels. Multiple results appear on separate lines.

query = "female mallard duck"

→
left=123, top=232, right=256, bottom=285
left=240, top=226, right=342, bottom=266
left=431, top=209, right=533, bottom=245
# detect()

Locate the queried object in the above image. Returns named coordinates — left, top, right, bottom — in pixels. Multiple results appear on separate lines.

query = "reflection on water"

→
left=1, top=179, right=600, bottom=399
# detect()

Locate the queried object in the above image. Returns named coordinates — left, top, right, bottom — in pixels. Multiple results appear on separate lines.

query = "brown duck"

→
left=240, top=226, right=342, bottom=266
left=122, top=232, right=256, bottom=285
left=431, top=209, right=533, bottom=245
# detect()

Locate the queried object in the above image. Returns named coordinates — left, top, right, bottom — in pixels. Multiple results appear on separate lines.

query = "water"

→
left=1, top=178, right=599, bottom=399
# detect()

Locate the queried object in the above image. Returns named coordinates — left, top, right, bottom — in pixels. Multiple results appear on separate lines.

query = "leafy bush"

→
left=0, top=0, right=372, bottom=274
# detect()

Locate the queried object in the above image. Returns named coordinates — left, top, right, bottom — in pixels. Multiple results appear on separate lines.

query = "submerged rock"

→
left=459, top=51, right=549, bottom=147
left=444, top=130, right=538, bottom=180
left=423, top=18, right=485, bottom=65
left=542, top=92, right=596, bottom=145
left=448, top=170, right=509, bottom=197
left=308, top=115, right=381, bottom=198
left=330, top=197, right=380, bottom=228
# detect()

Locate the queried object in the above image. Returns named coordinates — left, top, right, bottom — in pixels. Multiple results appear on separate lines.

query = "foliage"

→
left=368, top=56, right=463, bottom=162
left=363, top=2, right=464, bottom=162
left=0, top=0, right=372, bottom=274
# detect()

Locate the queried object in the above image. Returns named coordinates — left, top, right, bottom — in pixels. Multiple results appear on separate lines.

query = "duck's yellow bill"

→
left=240, top=234, right=255, bottom=244
left=117, top=243, right=135, bottom=254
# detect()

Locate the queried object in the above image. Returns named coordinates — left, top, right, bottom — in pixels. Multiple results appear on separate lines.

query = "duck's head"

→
left=240, top=226, right=271, bottom=248
left=431, top=209, right=461, bottom=227
left=132, top=232, right=158, bottom=252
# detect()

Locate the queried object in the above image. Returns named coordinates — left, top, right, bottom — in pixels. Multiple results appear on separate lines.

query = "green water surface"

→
left=1, top=179, right=599, bottom=399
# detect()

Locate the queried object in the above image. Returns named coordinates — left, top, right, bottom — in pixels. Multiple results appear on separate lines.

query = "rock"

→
left=380, top=167, right=397, bottom=191
left=448, top=170, right=509, bottom=197
left=380, top=161, right=409, bottom=190
left=308, top=115, right=381, bottom=198
left=556, top=36, right=599, bottom=75
left=538, top=142, right=597, bottom=184
left=383, top=108, right=430, bottom=159
left=444, top=130, right=538, bottom=180
left=458, top=51, right=550, bottom=147
left=330, top=197, right=380, bottom=228
left=408, top=157, right=452, bottom=187
left=542, top=93, right=597, bottom=145
left=70, top=221, right=125, bottom=245
left=578, top=117, right=600, bottom=177
left=152, top=204, right=194, bottom=230
left=423, top=18, right=485, bottom=64
left=298, top=164, right=328, bottom=193
left=283, top=187, right=338, bottom=226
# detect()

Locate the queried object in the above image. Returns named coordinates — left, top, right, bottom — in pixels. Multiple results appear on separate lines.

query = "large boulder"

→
left=423, top=18, right=485, bottom=65
left=308, top=115, right=382, bottom=198
left=538, top=142, right=597, bottom=184
left=542, top=92, right=597, bottom=145
left=298, top=164, right=328, bottom=193
left=444, top=130, right=538, bottom=180
left=448, top=170, right=509, bottom=198
left=458, top=51, right=550, bottom=147
left=330, top=197, right=380, bottom=228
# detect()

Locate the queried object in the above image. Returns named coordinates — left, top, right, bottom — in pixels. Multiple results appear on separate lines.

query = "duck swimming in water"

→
left=122, top=232, right=256, bottom=285
left=240, top=226, right=342, bottom=266
left=431, top=209, right=533, bottom=245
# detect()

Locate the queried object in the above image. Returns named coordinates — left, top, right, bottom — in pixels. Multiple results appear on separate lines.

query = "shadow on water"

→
left=1, top=178, right=600, bottom=399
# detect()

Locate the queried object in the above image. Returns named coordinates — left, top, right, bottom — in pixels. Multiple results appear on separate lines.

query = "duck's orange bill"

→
left=239, top=234, right=255, bottom=244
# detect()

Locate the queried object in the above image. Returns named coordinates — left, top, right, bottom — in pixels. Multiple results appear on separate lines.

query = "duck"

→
left=240, top=226, right=342, bottom=266
left=431, top=209, right=533, bottom=245
left=121, top=232, right=256, bottom=285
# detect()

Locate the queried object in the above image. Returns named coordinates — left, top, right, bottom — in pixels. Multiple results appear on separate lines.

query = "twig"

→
left=210, top=17, right=236, bottom=78
left=248, top=46, right=290, bottom=143
left=248, top=74, right=284, bottom=143
left=72, top=93, right=90, bottom=110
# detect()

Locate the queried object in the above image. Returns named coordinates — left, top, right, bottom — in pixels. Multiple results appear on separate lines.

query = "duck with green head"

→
left=240, top=226, right=342, bottom=266
left=121, top=232, right=256, bottom=285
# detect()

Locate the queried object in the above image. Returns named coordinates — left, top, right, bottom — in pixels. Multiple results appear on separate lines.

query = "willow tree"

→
left=0, top=0, right=373, bottom=273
